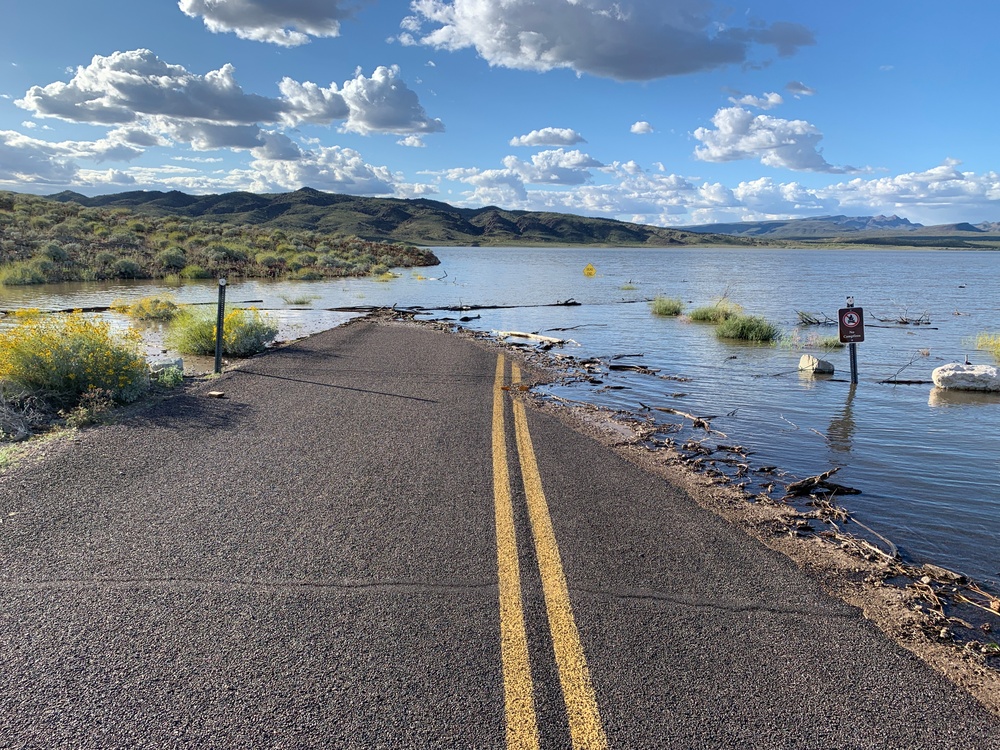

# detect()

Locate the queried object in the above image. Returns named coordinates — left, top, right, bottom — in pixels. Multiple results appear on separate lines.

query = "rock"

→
left=931, top=362, right=1000, bottom=391
left=798, top=354, right=835, bottom=375
left=149, top=357, right=184, bottom=375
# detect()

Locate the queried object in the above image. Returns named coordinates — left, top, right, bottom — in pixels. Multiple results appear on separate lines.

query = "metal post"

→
left=846, top=297, right=858, bottom=385
left=214, top=278, right=227, bottom=374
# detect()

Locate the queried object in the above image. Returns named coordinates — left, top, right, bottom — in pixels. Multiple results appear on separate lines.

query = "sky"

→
left=1, top=1, right=998, bottom=227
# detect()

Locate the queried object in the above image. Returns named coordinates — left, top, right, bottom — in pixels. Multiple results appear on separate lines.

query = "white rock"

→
left=798, top=354, right=835, bottom=375
left=931, top=363, right=1000, bottom=391
left=149, top=357, right=184, bottom=374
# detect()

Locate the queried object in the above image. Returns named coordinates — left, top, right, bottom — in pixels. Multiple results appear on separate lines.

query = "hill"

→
left=46, top=188, right=749, bottom=248
left=679, top=214, right=1000, bottom=247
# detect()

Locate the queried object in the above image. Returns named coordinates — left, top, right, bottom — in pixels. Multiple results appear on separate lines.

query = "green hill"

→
left=47, top=187, right=749, bottom=248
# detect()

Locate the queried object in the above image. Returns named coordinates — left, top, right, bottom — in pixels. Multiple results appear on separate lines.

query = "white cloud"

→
left=178, top=0, right=367, bottom=46
left=693, top=106, right=856, bottom=173
left=402, top=0, right=814, bottom=81
left=0, top=130, right=79, bottom=184
left=503, top=148, right=603, bottom=185
left=398, top=135, right=426, bottom=147
left=509, top=127, right=585, bottom=147
left=630, top=121, right=653, bottom=134
left=728, top=92, right=783, bottom=110
left=15, top=51, right=441, bottom=154
left=338, top=65, right=444, bottom=135
left=248, top=144, right=398, bottom=194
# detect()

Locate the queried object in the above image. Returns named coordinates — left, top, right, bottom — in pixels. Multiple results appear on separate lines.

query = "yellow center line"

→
left=493, top=355, right=540, bottom=749
left=511, top=363, right=608, bottom=750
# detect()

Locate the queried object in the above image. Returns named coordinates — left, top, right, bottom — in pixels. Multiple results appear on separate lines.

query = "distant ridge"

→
left=679, top=213, right=1000, bottom=240
left=46, top=187, right=748, bottom=248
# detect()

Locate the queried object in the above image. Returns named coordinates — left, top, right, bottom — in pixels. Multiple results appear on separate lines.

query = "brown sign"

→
left=838, top=307, right=865, bottom=343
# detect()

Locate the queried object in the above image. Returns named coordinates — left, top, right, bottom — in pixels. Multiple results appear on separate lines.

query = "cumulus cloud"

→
left=401, top=0, right=814, bottom=81
left=178, top=0, right=367, bottom=46
left=728, top=92, right=783, bottom=110
left=693, top=106, right=856, bottom=173
left=630, top=121, right=653, bottom=134
left=397, top=135, right=426, bottom=147
left=338, top=65, right=444, bottom=135
left=248, top=144, right=398, bottom=193
left=509, top=127, right=585, bottom=147
left=0, top=130, right=79, bottom=184
left=15, top=51, right=441, bottom=153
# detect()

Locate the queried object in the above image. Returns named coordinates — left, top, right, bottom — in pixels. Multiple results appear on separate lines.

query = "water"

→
left=2, top=247, right=999, bottom=591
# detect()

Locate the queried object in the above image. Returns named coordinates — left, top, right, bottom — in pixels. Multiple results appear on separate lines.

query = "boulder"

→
left=149, top=357, right=184, bottom=375
left=798, top=354, right=835, bottom=375
left=931, top=363, right=1000, bottom=391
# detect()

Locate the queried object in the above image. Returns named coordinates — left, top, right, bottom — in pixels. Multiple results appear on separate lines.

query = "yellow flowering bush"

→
left=167, top=307, right=277, bottom=357
left=0, top=312, right=150, bottom=408
left=110, top=295, right=179, bottom=321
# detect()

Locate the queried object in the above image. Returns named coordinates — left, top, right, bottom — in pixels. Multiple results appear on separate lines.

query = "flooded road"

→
left=3, top=246, right=999, bottom=591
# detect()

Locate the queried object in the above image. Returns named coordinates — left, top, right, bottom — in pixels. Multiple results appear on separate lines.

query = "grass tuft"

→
left=650, top=296, right=683, bottom=316
left=716, top=314, right=781, bottom=343
left=689, top=300, right=742, bottom=323
left=975, top=332, right=1000, bottom=361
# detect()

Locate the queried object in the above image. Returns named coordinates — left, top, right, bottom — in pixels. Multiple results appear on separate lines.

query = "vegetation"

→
left=650, top=296, right=683, bottom=316
left=0, top=311, right=149, bottom=409
left=716, top=314, right=782, bottom=343
left=782, top=330, right=844, bottom=350
left=975, top=332, right=1000, bottom=361
left=167, top=307, right=278, bottom=357
left=111, top=296, right=179, bottom=321
left=40, top=187, right=755, bottom=248
left=689, top=300, right=742, bottom=323
left=0, top=191, right=437, bottom=287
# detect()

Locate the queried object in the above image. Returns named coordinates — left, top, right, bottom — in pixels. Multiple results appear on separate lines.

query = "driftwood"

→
left=608, top=364, right=660, bottom=375
left=494, top=331, right=570, bottom=346
left=783, top=467, right=860, bottom=498
left=642, top=404, right=724, bottom=435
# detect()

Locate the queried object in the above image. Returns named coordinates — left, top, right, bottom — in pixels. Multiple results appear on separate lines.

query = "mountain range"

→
left=46, top=188, right=1000, bottom=249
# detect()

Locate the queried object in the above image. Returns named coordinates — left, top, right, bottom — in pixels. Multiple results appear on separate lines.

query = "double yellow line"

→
left=492, top=355, right=607, bottom=750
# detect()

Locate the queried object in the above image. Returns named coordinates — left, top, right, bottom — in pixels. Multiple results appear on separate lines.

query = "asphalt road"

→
left=1, top=318, right=998, bottom=749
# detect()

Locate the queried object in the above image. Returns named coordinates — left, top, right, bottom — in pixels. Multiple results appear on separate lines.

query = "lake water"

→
left=2, top=247, right=999, bottom=592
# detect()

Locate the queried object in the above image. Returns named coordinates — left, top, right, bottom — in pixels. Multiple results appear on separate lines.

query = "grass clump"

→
left=0, top=312, right=150, bottom=409
left=650, top=296, right=683, bottom=317
left=716, top=314, right=781, bottom=343
left=111, top=296, right=179, bottom=321
left=975, top=332, right=1000, bottom=361
left=167, top=307, right=277, bottom=357
left=689, top=300, right=742, bottom=323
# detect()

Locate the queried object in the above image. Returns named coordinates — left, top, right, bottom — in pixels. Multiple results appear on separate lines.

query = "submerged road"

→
left=0, top=318, right=998, bottom=748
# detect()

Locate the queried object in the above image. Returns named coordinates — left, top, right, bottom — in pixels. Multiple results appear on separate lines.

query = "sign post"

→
left=838, top=297, right=864, bottom=385
left=214, top=278, right=227, bottom=374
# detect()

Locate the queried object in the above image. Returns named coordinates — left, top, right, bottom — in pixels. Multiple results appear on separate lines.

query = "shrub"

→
left=180, top=264, right=212, bottom=279
left=716, top=314, right=781, bottom=343
left=163, top=273, right=182, bottom=287
left=157, top=366, right=184, bottom=388
left=650, top=296, right=683, bottom=316
left=976, top=332, right=1000, bottom=361
left=156, top=247, right=187, bottom=270
left=689, top=300, right=742, bottom=323
left=111, top=259, right=143, bottom=278
left=111, top=296, right=179, bottom=321
left=0, top=313, right=150, bottom=408
left=38, top=242, right=69, bottom=262
left=167, top=307, right=277, bottom=357
left=0, top=261, right=46, bottom=286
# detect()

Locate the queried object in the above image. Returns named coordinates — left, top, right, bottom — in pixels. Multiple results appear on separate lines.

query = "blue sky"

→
left=2, top=1, right=998, bottom=226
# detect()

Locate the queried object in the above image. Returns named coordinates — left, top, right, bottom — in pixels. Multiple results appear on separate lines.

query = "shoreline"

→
left=398, top=310, right=1000, bottom=715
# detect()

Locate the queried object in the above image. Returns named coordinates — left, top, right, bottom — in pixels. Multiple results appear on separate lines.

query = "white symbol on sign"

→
left=842, top=312, right=860, bottom=327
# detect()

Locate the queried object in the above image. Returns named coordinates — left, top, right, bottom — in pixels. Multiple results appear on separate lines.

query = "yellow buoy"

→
left=583, top=263, right=596, bottom=277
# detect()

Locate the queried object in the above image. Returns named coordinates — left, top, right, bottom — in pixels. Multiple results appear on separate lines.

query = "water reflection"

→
left=928, top=387, right=1000, bottom=408
left=828, top=384, right=857, bottom=455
